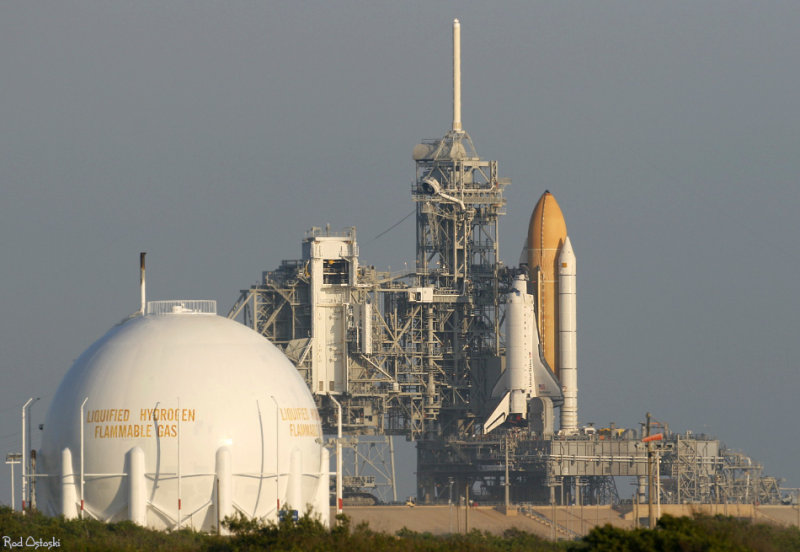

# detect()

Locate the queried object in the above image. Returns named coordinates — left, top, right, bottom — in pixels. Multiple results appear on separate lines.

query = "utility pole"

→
left=641, top=414, right=665, bottom=528
left=504, top=433, right=510, bottom=511
left=578, top=478, right=584, bottom=535
left=448, top=477, right=454, bottom=533
left=550, top=480, right=556, bottom=540
left=465, top=482, right=470, bottom=533
left=655, top=448, right=661, bottom=520
left=456, top=491, right=460, bottom=533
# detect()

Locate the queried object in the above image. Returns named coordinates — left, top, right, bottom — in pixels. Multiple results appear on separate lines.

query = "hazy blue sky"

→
left=2, top=1, right=799, bottom=506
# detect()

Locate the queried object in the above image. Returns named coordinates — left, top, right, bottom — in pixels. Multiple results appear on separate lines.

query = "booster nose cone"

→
left=526, top=191, right=568, bottom=378
left=558, top=235, right=576, bottom=276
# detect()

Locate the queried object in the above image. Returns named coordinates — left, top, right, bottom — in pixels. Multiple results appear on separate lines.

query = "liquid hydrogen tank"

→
left=38, top=300, right=329, bottom=531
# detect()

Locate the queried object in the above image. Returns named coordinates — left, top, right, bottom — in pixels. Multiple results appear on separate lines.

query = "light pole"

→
left=448, top=477, right=454, bottom=533
left=21, top=397, right=39, bottom=513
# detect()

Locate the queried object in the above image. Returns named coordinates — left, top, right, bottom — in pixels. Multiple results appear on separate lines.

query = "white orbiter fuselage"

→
left=484, top=275, right=563, bottom=433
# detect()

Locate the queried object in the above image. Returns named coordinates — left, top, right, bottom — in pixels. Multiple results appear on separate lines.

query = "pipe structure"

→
left=7, top=455, right=17, bottom=512
left=422, top=176, right=465, bottom=210
left=80, top=397, right=88, bottom=519
left=177, top=396, right=181, bottom=529
left=328, top=394, right=343, bottom=517
left=215, top=447, right=232, bottom=533
left=127, top=447, right=146, bottom=525
left=61, top=448, right=77, bottom=519
left=389, top=437, right=397, bottom=503
left=316, top=447, right=331, bottom=528
left=269, top=395, right=281, bottom=516
left=504, top=434, right=510, bottom=510
left=140, top=252, right=146, bottom=315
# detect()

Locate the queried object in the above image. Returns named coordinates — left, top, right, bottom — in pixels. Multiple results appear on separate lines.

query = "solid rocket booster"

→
left=527, top=191, right=567, bottom=380
left=558, top=236, right=578, bottom=433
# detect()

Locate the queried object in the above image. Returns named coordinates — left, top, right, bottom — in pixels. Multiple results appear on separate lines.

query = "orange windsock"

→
left=642, top=433, right=663, bottom=443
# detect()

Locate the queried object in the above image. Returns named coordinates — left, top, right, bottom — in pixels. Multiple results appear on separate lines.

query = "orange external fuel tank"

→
left=526, top=191, right=567, bottom=378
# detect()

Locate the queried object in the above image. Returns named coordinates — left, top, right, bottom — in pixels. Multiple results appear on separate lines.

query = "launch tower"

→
left=410, top=18, right=508, bottom=438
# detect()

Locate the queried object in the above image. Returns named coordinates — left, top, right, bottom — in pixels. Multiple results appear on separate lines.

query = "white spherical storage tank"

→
left=38, top=300, right=329, bottom=531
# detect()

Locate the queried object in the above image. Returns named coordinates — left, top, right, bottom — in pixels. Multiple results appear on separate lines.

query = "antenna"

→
left=140, top=252, right=146, bottom=315
left=452, top=19, right=462, bottom=132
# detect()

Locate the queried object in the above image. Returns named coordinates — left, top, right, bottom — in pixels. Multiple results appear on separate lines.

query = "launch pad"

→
left=416, top=430, right=782, bottom=508
left=227, top=20, right=787, bottom=509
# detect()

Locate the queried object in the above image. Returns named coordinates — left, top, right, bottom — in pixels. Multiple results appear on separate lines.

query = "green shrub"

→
left=3, top=506, right=800, bottom=552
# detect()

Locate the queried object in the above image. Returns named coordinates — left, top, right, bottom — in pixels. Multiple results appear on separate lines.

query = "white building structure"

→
left=37, top=300, right=329, bottom=531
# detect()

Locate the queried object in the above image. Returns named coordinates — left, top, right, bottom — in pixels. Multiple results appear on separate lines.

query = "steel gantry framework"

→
left=410, top=127, right=508, bottom=440
left=414, top=428, right=784, bottom=507
left=228, top=115, right=510, bottom=443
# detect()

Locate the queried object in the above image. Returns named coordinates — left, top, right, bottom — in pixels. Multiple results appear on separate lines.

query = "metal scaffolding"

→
left=414, top=427, right=784, bottom=507
left=224, top=23, right=784, bottom=507
left=410, top=128, right=508, bottom=440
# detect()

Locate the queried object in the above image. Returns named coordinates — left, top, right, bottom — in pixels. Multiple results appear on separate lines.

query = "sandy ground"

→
left=332, top=504, right=800, bottom=539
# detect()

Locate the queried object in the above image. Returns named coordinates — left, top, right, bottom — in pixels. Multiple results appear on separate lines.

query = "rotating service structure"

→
left=37, top=300, right=329, bottom=530
left=230, top=19, right=511, bottom=442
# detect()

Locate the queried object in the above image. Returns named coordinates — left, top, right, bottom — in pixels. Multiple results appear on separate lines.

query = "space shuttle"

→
left=484, top=191, right=578, bottom=435
left=484, top=274, right=563, bottom=433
